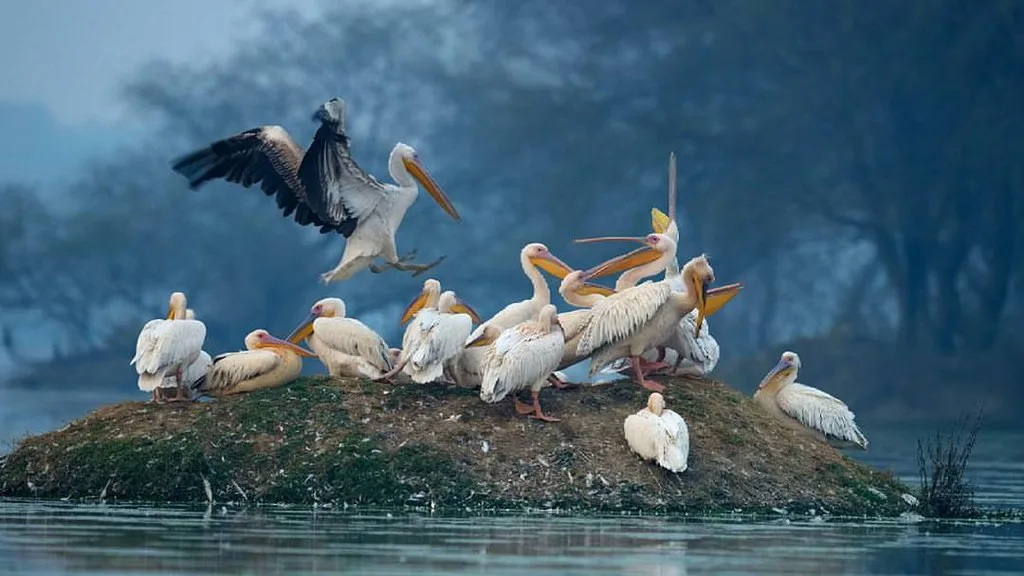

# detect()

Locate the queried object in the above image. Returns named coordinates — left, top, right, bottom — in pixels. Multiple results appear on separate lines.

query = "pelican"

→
left=170, top=97, right=461, bottom=285
left=550, top=270, right=617, bottom=377
left=470, top=304, right=565, bottom=422
left=573, top=234, right=726, bottom=392
left=159, top=308, right=213, bottom=400
left=192, top=329, right=316, bottom=398
left=286, top=297, right=393, bottom=379
left=464, top=243, right=573, bottom=346
left=754, top=351, right=869, bottom=450
left=378, top=283, right=481, bottom=383
left=131, top=292, right=207, bottom=403
left=623, top=392, right=689, bottom=473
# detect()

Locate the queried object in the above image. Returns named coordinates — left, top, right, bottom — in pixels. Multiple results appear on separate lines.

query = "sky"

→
left=0, top=0, right=324, bottom=184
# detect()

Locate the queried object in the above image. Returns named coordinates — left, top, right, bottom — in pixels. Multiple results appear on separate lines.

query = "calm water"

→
left=2, top=388, right=1023, bottom=575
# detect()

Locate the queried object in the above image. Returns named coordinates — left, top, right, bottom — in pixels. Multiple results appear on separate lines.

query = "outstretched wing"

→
left=171, top=125, right=342, bottom=234
left=299, top=122, right=387, bottom=238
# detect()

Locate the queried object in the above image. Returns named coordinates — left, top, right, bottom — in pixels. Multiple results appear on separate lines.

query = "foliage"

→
left=0, top=0, right=1022, bottom=396
left=917, top=407, right=983, bottom=518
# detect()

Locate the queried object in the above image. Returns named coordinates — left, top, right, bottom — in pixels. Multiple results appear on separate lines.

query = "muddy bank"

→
left=0, top=375, right=917, bottom=516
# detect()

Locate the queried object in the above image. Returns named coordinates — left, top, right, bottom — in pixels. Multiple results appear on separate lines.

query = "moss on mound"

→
left=0, top=375, right=917, bottom=516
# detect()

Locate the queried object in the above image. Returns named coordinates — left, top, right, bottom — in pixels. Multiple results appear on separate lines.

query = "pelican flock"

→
left=118, top=115, right=865, bottom=481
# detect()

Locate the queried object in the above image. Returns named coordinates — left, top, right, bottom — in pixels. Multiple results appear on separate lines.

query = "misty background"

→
left=1, top=0, right=1021, bottom=447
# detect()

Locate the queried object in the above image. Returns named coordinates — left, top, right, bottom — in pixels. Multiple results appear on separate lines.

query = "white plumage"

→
left=465, top=243, right=573, bottom=346
left=130, top=292, right=207, bottom=403
left=623, top=392, right=690, bottom=473
left=478, top=304, right=565, bottom=421
left=399, top=291, right=476, bottom=383
left=170, top=98, right=461, bottom=285
left=754, top=351, right=869, bottom=450
left=160, top=309, right=212, bottom=398
left=287, top=297, right=393, bottom=379
left=192, top=329, right=314, bottom=398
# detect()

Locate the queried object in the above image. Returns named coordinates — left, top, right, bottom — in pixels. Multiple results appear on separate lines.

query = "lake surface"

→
left=2, top=387, right=1023, bottom=575
left=0, top=501, right=1022, bottom=575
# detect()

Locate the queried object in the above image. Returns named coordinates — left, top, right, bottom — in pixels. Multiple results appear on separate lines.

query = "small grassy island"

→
left=0, top=376, right=918, bottom=516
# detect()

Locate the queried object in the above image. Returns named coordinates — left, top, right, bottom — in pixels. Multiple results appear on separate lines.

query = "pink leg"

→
left=513, top=394, right=534, bottom=415
left=547, top=374, right=578, bottom=390
left=631, top=356, right=665, bottom=392
left=528, top=389, right=560, bottom=422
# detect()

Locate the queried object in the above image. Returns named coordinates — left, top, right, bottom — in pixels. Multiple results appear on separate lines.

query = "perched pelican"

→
left=379, top=284, right=481, bottom=383
left=160, top=308, right=213, bottom=400
left=131, top=292, right=207, bottom=403
left=464, top=243, right=573, bottom=345
left=551, top=270, right=617, bottom=376
left=471, top=304, right=565, bottom=422
left=287, top=297, right=393, bottom=379
left=192, top=329, right=316, bottom=398
left=170, top=97, right=462, bottom=284
left=573, top=234, right=724, bottom=392
left=754, top=351, right=869, bottom=450
left=623, top=392, right=689, bottom=473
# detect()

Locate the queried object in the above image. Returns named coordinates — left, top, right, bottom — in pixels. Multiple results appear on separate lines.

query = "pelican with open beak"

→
left=287, top=297, right=394, bottom=379
left=571, top=234, right=719, bottom=391
left=191, top=329, right=316, bottom=398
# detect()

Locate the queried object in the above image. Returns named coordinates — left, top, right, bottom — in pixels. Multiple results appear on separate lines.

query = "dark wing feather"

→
left=171, top=126, right=344, bottom=233
left=298, top=124, right=384, bottom=239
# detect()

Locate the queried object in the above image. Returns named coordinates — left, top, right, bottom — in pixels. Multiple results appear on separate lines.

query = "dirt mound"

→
left=0, top=375, right=915, bottom=516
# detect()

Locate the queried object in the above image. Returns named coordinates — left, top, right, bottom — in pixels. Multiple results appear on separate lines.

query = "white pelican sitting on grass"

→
left=192, top=329, right=315, bottom=398
left=471, top=304, right=565, bottom=422
left=623, top=392, right=689, bottom=473
left=287, top=297, right=393, bottom=379
left=377, top=280, right=481, bottom=383
left=171, top=97, right=462, bottom=284
left=131, top=292, right=207, bottom=403
left=754, top=351, right=869, bottom=450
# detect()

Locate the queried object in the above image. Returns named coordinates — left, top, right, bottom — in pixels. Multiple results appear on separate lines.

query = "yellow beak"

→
left=450, top=297, right=482, bottom=324
left=651, top=208, right=671, bottom=234
left=286, top=314, right=317, bottom=344
left=704, top=283, right=743, bottom=318
left=400, top=291, right=433, bottom=325
left=402, top=156, right=460, bottom=222
left=165, top=306, right=174, bottom=320
left=693, top=276, right=709, bottom=338
left=581, top=245, right=663, bottom=281
left=575, top=282, right=616, bottom=297
left=529, top=252, right=574, bottom=279
left=262, top=333, right=318, bottom=358
left=465, top=330, right=497, bottom=348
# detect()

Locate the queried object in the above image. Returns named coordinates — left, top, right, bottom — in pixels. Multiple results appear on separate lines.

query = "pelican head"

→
left=577, top=233, right=676, bottom=281
left=559, top=270, right=616, bottom=301
left=523, top=243, right=574, bottom=279
left=287, top=297, right=346, bottom=343
left=390, top=143, right=461, bottom=222
left=647, top=392, right=666, bottom=416
left=246, top=329, right=317, bottom=358
left=757, top=351, right=801, bottom=391
left=167, top=292, right=188, bottom=320
left=681, top=255, right=715, bottom=337
left=438, top=290, right=483, bottom=324
left=313, top=97, right=346, bottom=130
left=400, top=278, right=443, bottom=325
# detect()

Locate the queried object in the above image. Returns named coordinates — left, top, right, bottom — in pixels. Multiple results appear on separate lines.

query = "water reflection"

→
left=1, top=501, right=1022, bottom=575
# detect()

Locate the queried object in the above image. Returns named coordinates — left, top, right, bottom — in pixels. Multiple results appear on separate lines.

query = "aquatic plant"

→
left=916, top=406, right=983, bottom=518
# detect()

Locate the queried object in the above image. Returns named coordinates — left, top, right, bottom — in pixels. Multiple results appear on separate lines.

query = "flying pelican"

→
left=471, top=304, right=565, bottom=422
left=378, top=284, right=481, bottom=383
left=573, top=234, right=727, bottom=392
left=464, top=243, right=573, bottom=346
left=159, top=308, right=213, bottom=401
left=170, top=97, right=462, bottom=284
left=286, top=297, right=393, bottom=379
left=191, top=329, right=316, bottom=398
left=623, top=392, right=689, bottom=473
left=754, top=351, right=869, bottom=450
left=131, top=292, right=207, bottom=403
